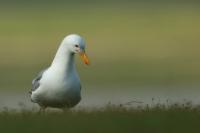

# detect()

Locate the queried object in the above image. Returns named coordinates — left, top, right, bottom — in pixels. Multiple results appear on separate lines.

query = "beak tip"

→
left=85, top=60, right=90, bottom=65
left=80, top=53, right=90, bottom=66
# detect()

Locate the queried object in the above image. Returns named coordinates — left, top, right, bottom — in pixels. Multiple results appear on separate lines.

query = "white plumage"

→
left=30, top=34, right=89, bottom=109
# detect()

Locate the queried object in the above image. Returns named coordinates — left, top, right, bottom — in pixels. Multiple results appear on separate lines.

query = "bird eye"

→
left=75, top=44, right=79, bottom=48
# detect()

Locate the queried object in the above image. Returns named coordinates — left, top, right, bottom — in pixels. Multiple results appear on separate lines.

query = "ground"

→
left=1, top=103, right=200, bottom=133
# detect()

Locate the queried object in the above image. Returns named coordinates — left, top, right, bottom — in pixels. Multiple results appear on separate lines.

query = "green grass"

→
left=1, top=103, right=200, bottom=133
left=0, top=2, right=200, bottom=132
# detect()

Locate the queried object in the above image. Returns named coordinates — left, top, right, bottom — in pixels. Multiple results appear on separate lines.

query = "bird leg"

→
left=38, top=106, right=46, bottom=114
left=62, top=102, right=71, bottom=113
left=62, top=107, right=70, bottom=113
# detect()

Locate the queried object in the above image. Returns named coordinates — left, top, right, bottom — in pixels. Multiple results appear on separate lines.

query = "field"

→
left=0, top=1, right=200, bottom=132
left=1, top=103, right=200, bottom=133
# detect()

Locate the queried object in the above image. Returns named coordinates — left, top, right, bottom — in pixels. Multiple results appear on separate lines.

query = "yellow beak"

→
left=80, top=52, right=90, bottom=65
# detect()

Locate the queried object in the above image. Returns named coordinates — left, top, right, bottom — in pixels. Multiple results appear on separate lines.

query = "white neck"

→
left=51, top=42, right=76, bottom=76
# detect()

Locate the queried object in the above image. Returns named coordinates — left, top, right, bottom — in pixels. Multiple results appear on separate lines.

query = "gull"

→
left=29, top=34, right=89, bottom=111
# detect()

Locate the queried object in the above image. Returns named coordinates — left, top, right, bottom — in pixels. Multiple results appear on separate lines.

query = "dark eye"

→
left=75, top=44, right=79, bottom=48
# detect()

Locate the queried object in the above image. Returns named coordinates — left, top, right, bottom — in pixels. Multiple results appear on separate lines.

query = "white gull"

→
left=30, top=34, right=89, bottom=110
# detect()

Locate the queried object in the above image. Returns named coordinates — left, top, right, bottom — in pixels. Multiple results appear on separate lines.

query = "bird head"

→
left=63, top=34, right=90, bottom=65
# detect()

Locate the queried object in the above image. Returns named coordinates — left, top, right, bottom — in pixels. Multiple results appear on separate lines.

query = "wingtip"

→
left=28, top=90, right=32, bottom=94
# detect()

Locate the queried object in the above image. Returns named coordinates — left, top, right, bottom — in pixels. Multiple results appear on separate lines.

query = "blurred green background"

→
left=0, top=0, right=199, bottom=92
left=0, top=1, right=200, bottom=133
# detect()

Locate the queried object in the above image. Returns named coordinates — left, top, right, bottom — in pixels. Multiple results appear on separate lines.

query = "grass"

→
left=0, top=103, right=200, bottom=133
left=0, top=2, right=199, bottom=133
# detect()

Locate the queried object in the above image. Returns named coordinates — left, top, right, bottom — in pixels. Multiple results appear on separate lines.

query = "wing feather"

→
left=30, top=68, right=47, bottom=94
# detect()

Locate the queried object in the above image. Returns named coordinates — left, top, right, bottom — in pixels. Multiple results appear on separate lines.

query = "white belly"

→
left=31, top=69, right=81, bottom=108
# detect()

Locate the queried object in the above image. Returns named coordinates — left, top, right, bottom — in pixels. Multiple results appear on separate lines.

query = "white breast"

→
left=31, top=42, right=81, bottom=107
left=31, top=67, right=81, bottom=107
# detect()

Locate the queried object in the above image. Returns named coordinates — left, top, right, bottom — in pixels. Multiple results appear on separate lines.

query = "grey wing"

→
left=30, top=68, right=47, bottom=94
